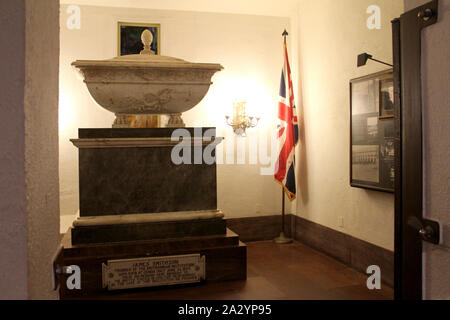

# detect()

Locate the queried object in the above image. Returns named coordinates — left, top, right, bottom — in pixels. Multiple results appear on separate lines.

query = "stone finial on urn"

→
left=140, top=29, right=155, bottom=55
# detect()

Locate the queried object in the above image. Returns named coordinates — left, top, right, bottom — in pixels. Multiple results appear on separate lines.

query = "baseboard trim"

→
left=226, top=215, right=294, bottom=242
left=226, top=214, right=394, bottom=287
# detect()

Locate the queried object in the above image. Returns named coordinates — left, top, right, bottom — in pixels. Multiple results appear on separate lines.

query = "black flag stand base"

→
left=274, top=187, right=293, bottom=244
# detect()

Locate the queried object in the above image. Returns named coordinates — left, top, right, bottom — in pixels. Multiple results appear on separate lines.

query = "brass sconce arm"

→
left=225, top=115, right=260, bottom=137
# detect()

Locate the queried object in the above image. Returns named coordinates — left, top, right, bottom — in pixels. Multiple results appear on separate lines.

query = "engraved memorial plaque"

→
left=102, top=254, right=205, bottom=290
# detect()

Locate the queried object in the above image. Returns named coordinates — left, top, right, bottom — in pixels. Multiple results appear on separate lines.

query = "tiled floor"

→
left=88, top=240, right=393, bottom=300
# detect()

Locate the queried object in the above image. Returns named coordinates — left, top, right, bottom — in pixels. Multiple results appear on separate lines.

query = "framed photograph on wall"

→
left=379, top=77, right=394, bottom=119
left=117, top=22, right=161, bottom=127
left=118, top=22, right=161, bottom=56
left=350, top=69, right=395, bottom=193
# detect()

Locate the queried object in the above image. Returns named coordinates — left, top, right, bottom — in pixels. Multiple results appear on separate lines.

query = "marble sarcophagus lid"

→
left=69, top=127, right=225, bottom=245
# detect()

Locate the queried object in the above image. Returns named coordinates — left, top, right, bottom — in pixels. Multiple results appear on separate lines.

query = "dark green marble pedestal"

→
left=69, top=128, right=226, bottom=245
left=73, top=128, right=219, bottom=217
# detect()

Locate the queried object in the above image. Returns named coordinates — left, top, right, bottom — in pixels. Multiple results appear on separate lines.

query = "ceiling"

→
left=59, top=0, right=300, bottom=18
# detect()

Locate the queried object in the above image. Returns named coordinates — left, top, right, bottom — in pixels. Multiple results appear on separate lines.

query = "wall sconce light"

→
left=357, top=53, right=393, bottom=67
left=225, top=101, right=260, bottom=137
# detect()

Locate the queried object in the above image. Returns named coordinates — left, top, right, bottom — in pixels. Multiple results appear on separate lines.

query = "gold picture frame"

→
left=127, top=115, right=161, bottom=128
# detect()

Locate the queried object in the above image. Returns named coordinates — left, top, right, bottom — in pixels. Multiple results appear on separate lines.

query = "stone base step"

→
left=59, top=228, right=246, bottom=299
left=71, top=217, right=226, bottom=245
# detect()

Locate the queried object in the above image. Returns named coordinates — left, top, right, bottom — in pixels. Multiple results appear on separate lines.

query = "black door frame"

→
left=392, top=0, right=439, bottom=300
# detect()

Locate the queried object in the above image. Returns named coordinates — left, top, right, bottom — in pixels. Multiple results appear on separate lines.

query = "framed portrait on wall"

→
left=118, top=22, right=161, bottom=56
left=350, top=69, right=395, bottom=193
left=379, top=77, right=394, bottom=119
left=117, top=22, right=161, bottom=127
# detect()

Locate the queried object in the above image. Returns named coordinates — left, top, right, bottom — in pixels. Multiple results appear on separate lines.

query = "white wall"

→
left=404, top=0, right=450, bottom=300
left=0, top=0, right=60, bottom=300
left=59, top=3, right=298, bottom=231
left=60, top=0, right=301, bottom=18
left=0, top=0, right=28, bottom=299
left=24, top=0, right=61, bottom=300
left=296, top=0, right=404, bottom=251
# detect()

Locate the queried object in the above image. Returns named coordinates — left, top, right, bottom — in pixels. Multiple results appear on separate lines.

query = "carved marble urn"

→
left=72, top=30, right=223, bottom=127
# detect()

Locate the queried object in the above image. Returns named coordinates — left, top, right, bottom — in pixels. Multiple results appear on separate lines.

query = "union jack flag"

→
left=274, top=41, right=299, bottom=201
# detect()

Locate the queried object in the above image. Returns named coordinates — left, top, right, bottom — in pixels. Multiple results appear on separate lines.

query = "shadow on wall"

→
left=298, top=90, right=309, bottom=206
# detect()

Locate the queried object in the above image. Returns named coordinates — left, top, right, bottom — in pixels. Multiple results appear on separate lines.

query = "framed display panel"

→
left=350, top=69, right=395, bottom=193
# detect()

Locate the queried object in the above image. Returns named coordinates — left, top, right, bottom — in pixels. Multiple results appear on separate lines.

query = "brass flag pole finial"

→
left=282, top=29, right=289, bottom=44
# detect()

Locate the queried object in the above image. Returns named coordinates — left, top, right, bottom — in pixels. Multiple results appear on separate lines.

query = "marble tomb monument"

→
left=58, top=30, right=246, bottom=298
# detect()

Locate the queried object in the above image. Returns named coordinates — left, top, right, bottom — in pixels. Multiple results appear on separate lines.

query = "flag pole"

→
left=274, top=29, right=294, bottom=245
left=274, top=187, right=293, bottom=244
left=282, top=29, right=288, bottom=44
